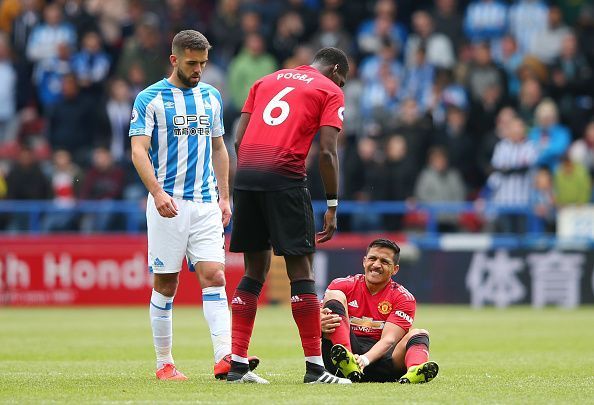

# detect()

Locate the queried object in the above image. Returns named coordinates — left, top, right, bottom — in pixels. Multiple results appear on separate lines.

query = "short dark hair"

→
left=366, top=238, right=401, bottom=264
left=172, top=30, right=211, bottom=55
left=312, top=47, right=349, bottom=77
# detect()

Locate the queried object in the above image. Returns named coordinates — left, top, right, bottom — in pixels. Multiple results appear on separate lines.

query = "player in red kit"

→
left=321, top=238, right=439, bottom=383
left=227, top=48, right=351, bottom=384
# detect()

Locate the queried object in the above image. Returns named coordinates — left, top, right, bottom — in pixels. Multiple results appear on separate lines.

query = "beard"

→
left=177, top=68, right=199, bottom=88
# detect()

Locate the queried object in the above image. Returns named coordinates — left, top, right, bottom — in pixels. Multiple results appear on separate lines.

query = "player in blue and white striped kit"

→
left=130, top=30, right=258, bottom=381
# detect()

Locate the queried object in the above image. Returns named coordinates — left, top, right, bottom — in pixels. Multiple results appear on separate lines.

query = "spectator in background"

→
left=26, top=3, right=76, bottom=65
left=426, top=69, right=468, bottom=128
left=227, top=33, right=277, bottom=119
left=42, top=149, right=83, bottom=232
left=463, top=0, right=508, bottom=45
left=282, top=0, right=318, bottom=38
left=309, top=10, right=353, bottom=57
left=357, top=0, right=407, bottom=57
left=0, top=32, right=18, bottom=146
left=431, top=0, right=464, bottom=52
left=385, top=98, right=432, bottom=171
left=5, top=143, right=52, bottom=231
left=359, top=38, right=403, bottom=85
left=79, top=146, right=125, bottom=232
left=530, top=6, right=570, bottom=65
left=492, top=35, right=523, bottom=97
left=569, top=121, right=594, bottom=176
left=558, top=0, right=589, bottom=26
left=117, top=13, right=167, bottom=86
left=162, top=0, right=202, bottom=44
left=10, top=0, right=40, bottom=109
left=344, top=137, right=385, bottom=231
left=10, top=0, right=39, bottom=59
left=242, top=0, right=284, bottom=36
left=61, top=0, right=99, bottom=40
left=71, top=31, right=111, bottom=98
left=464, top=41, right=507, bottom=103
left=209, top=0, right=243, bottom=67
left=33, top=42, right=73, bottom=112
left=528, top=99, right=571, bottom=171
left=322, top=0, right=370, bottom=35
left=341, top=56, right=364, bottom=138
left=477, top=106, right=517, bottom=185
left=104, top=78, right=132, bottom=163
left=270, top=11, right=305, bottom=64
left=576, top=5, right=594, bottom=67
left=516, top=54, right=549, bottom=85
left=433, top=105, right=477, bottom=191
left=405, top=10, right=455, bottom=70
left=509, top=0, right=548, bottom=54
left=239, top=10, right=265, bottom=37
left=467, top=82, right=505, bottom=145
left=5, top=142, right=51, bottom=200
left=516, top=77, right=543, bottom=126
left=360, top=66, right=401, bottom=135
left=382, top=135, right=417, bottom=230
left=283, top=44, right=314, bottom=69
left=414, top=146, right=466, bottom=232
left=530, top=166, right=556, bottom=233
left=550, top=31, right=593, bottom=136
left=554, top=154, right=591, bottom=207
left=401, top=45, right=435, bottom=112
left=85, top=0, right=130, bottom=58
left=126, top=63, right=147, bottom=98
left=47, top=73, right=105, bottom=161
left=487, top=117, right=537, bottom=233
left=0, top=0, right=21, bottom=33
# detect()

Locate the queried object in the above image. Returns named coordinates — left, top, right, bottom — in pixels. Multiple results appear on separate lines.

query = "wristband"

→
left=326, top=199, right=338, bottom=207
left=359, top=354, right=370, bottom=368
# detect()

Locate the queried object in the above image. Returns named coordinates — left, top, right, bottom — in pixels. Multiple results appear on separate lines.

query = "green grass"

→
left=1, top=305, right=593, bottom=404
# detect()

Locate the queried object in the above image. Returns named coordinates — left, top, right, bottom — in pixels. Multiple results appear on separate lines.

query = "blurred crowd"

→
left=0, top=0, right=594, bottom=233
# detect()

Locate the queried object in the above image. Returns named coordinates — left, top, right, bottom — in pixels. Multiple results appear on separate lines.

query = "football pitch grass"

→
left=1, top=305, right=593, bottom=404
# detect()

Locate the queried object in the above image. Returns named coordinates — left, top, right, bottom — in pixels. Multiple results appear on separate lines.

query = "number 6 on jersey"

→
left=262, top=87, right=295, bottom=126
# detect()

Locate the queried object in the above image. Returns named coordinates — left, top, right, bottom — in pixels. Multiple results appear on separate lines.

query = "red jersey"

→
left=235, top=65, right=345, bottom=190
left=326, top=274, right=416, bottom=341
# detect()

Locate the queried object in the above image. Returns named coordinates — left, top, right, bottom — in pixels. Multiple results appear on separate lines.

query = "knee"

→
left=154, top=279, right=179, bottom=298
left=323, top=291, right=348, bottom=316
left=202, top=268, right=226, bottom=288
left=323, top=290, right=347, bottom=306
left=410, top=328, right=429, bottom=338
left=405, top=329, right=430, bottom=350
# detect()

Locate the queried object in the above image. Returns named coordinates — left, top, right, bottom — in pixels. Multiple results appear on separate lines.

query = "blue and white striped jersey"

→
left=129, top=79, right=224, bottom=203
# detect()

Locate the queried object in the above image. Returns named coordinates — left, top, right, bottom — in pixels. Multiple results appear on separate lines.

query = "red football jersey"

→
left=235, top=65, right=345, bottom=190
left=326, top=274, right=416, bottom=340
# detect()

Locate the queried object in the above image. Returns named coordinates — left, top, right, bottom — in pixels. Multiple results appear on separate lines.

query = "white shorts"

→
left=146, top=193, right=225, bottom=273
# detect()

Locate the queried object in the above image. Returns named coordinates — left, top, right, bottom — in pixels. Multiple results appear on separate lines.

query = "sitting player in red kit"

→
left=320, top=238, right=439, bottom=383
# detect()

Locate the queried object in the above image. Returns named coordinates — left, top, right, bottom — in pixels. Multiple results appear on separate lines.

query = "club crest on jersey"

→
left=377, top=300, right=393, bottom=315
left=173, top=114, right=211, bottom=136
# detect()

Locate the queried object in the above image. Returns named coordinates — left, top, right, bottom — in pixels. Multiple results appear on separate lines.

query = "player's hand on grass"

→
left=320, top=308, right=341, bottom=334
left=316, top=208, right=337, bottom=243
left=219, top=198, right=232, bottom=227
left=154, top=190, right=178, bottom=218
